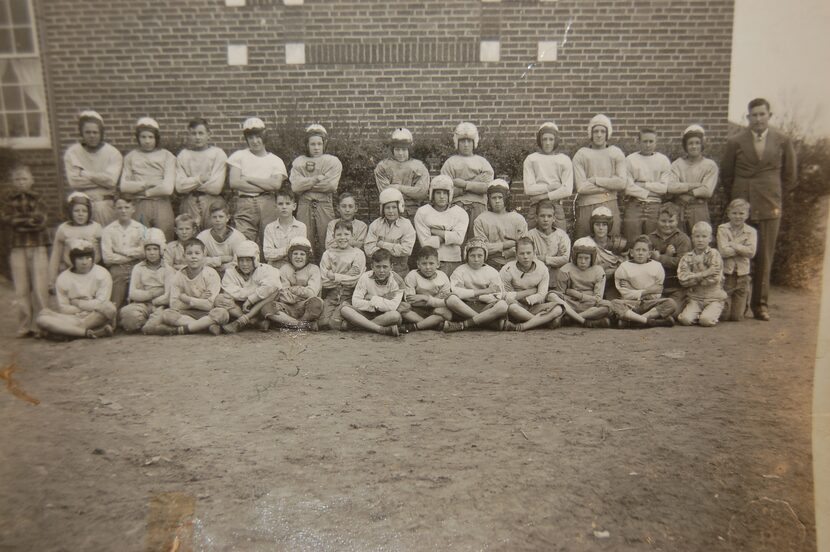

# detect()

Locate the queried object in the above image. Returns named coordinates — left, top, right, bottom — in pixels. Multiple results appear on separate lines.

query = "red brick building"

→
left=3, top=0, right=734, bottom=220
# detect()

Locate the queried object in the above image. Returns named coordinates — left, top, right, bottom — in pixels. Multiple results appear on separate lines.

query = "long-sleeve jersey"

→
left=413, top=204, right=469, bottom=263
left=221, top=263, right=282, bottom=302
left=163, top=240, right=187, bottom=271
left=522, top=151, right=574, bottom=205
left=364, top=217, right=416, bottom=259
left=374, top=158, right=430, bottom=217
left=449, top=263, right=504, bottom=302
left=440, top=154, right=494, bottom=206
left=647, top=229, right=692, bottom=287
left=403, top=269, right=452, bottom=301
left=351, top=270, right=403, bottom=312
left=119, top=148, right=176, bottom=198
left=554, top=263, right=606, bottom=301
left=55, top=265, right=113, bottom=315
left=717, top=222, right=757, bottom=276
left=127, top=261, right=174, bottom=305
left=472, top=211, right=528, bottom=267
left=63, top=142, right=123, bottom=201
left=169, top=266, right=222, bottom=311
left=572, top=146, right=627, bottom=206
left=279, top=263, right=322, bottom=303
left=499, top=260, right=549, bottom=305
left=525, top=227, right=570, bottom=287
left=101, top=219, right=146, bottom=265
left=1, top=187, right=50, bottom=247
left=677, top=247, right=727, bottom=301
left=669, top=157, right=719, bottom=199
left=263, top=218, right=307, bottom=265
left=175, top=146, right=228, bottom=196
left=324, top=218, right=369, bottom=251
left=320, top=246, right=366, bottom=290
left=196, top=228, right=246, bottom=270
left=614, top=260, right=665, bottom=301
left=289, top=154, right=342, bottom=201
left=624, top=151, right=672, bottom=200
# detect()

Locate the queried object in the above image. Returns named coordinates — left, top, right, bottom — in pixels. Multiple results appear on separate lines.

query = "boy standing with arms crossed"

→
left=176, top=118, right=228, bottom=231
left=102, top=197, right=146, bottom=310
left=522, top=122, right=573, bottom=230
left=374, top=127, right=430, bottom=219
left=623, top=128, right=672, bottom=244
left=441, top=122, right=494, bottom=238
left=717, top=198, right=757, bottom=321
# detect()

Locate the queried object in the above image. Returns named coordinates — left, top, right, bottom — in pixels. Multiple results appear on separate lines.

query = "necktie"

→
left=753, top=132, right=765, bottom=160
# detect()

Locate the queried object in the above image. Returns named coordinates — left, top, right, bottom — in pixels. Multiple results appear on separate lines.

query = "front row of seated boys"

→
left=35, top=200, right=741, bottom=338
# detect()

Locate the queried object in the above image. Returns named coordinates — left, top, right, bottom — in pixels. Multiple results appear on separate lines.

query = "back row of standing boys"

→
left=7, top=111, right=758, bottom=338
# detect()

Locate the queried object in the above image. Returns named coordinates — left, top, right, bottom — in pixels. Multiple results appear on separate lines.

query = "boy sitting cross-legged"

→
left=610, top=235, right=677, bottom=328
left=340, top=249, right=403, bottom=336
left=443, top=238, right=509, bottom=332
left=399, top=246, right=453, bottom=333
left=500, top=237, right=566, bottom=332
left=216, top=240, right=283, bottom=333
left=261, top=237, right=324, bottom=331
left=552, top=237, right=612, bottom=328
left=119, top=228, right=175, bottom=334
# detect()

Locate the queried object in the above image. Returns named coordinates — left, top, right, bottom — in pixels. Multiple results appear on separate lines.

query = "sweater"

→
left=175, top=146, right=228, bottom=196
left=412, top=204, right=469, bottom=263
left=63, top=142, right=123, bottom=201
left=522, top=151, right=574, bottom=204
left=572, top=146, right=627, bottom=206
left=120, top=149, right=176, bottom=199
left=440, top=154, right=494, bottom=206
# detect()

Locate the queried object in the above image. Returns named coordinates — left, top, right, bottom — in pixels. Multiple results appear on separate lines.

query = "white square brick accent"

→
left=480, top=40, right=500, bottom=63
left=227, top=44, right=248, bottom=66
left=283, top=0, right=304, bottom=4
left=224, top=0, right=245, bottom=6
left=537, top=41, right=557, bottom=62
left=285, top=42, right=306, bottom=65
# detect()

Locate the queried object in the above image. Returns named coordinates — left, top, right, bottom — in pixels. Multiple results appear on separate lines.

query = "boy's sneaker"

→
left=442, top=321, right=464, bottom=333
left=143, top=324, right=178, bottom=336
left=647, top=317, right=675, bottom=328
left=257, top=319, right=270, bottom=332
left=86, top=324, right=114, bottom=339
left=208, top=324, right=222, bottom=336
left=222, top=321, right=241, bottom=334
left=502, top=321, right=523, bottom=331
left=400, top=323, right=418, bottom=334
left=379, top=325, right=400, bottom=337
left=584, top=318, right=611, bottom=329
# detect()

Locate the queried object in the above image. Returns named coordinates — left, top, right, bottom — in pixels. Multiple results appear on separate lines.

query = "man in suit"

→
left=721, top=98, right=797, bottom=321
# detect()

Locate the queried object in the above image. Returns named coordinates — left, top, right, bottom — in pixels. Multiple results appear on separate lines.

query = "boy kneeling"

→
left=340, top=249, right=403, bottom=336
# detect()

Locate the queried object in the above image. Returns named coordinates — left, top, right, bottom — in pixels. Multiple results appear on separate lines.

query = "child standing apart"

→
left=525, top=200, right=571, bottom=290
left=196, top=201, right=246, bottom=277
left=324, top=192, right=368, bottom=251
left=161, top=238, right=230, bottom=335
left=443, top=238, right=509, bottom=332
left=647, top=202, right=691, bottom=313
left=610, top=235, right=677, bottom=327
left=500, top=238, right=566, bottom=331
left=36, top=239, right=117, bottom=339
left=63, top=111, right=123, bottom=226
left=102, top=196, right=146, bottom=310
left=572, top=114, right=627, bottom=238
left=49, top=192, right=102, bottom=292
left=119, top=117, right=176, bottom=240
left=290, top=124, right=342, bottom=258
left=440, top=122, right=494, bottom=238
left=3, top=165, right=50, bottom=337
left=677, top=222, right=727, bottom=327
left=340, top=249, right=403, bottom=336
left=374, top=128, right=430, bottom=219
left=227, top=117, right=287, bottom=243
left=522, top=122, right=573, bottom=230
left=553, top=237, right=611, bottom=327
left=175, top=118, right=228, bottom=231
left=263, top=190, right=306, bottom=269
left=473, top=179, right=528, bottom=270
left=399, top=246, right=453, bottom=332
left=623, top=128, right=672, bottom=244
left=668, top=125, right=719, bottom=234
left=717, top=198, right=757, bottom=321
left=163, top=214, right=197, bottom=271
left=261, top=237, right=324, bottom=331
left=365, top=188, right=416, bottom=280
left=319, top=221, right=366, bottom=330
left=216, top=240, right=282, bottom=333
left=413, top=175, right=469, bottom=277
left=119, top=228, right=175, bottom=334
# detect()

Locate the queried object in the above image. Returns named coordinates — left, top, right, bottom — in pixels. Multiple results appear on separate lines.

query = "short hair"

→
left=632, top=235, right=652, bottom=249
left=417, top=246, right=439, bottom=261
left=639, top=127, right=657, bottom=137
left=371, top=249, right=392, bottom=264
left=658, top=202, right=680, bottom=218
left=114, top=195, right=133, bottom=205
left=208, top=199, right=228, bottom=215
left=182, top=238, right=205, bottom=252
left=748, top=98, right=771, bottom=112
left=534, top=199, right=556, bottom=215
left=174, top=213, right=197, bottom=228
left=691, top=221, right=713, bottom=235
left=10, top=163, right=31, bottom=177
left=727, top=198, right=750, bottom=212
left=275, top=189, right=296, bottom=204
left=516, top=236, right=535, bottom=251
left=333, top=220, right=353, bottom=234
left=338, top=192, right=356, bottom=204
left=187, top=117, right=210, bottom=131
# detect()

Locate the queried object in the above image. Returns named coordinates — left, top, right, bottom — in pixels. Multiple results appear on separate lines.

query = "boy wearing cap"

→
left=227, top=117, right=288, bottom=243
left=623, top=128, right=672, bottom=244
left=263, top=189, right=306, bottom=269
left=63, top=110, right=123, bottom=226
left=473, top=179, right=528, bottom=270
left=717, top=198, right=757, bottom=321
left=553, top=237, right=611, bottom=327
left=572, top=114, right=627, bottom=238
left=119, top=228, right=175, bottom=334
left=36, top=239, right=117, bottom=339
left=668, top=125, right=719, bottom=234
left=677, top=221, right=727, bottom=327
left=161, top=238, right=229, bottom=335
left=610, top=235, right=677, bottom=327
left=176, top=118, right=228, bottom=231
left=290, top=124, right=342, bottom=259
left=374, top=128, right=430, bottom=218
left=196, top=200, right=246, bottom=277
left=2, top=164, right=50, bottom=337
left=443, top=238, right=509, bottom=332
left=216, top=240, right=282, bottom=333
left=440, top=122, right=494, bottom=238
left=120, top=117, right=176, bottom=240
left=261, top=236, right=324, bottom=331
left=365, top=188, right=417, bottom=279
left=324, top=192, right=369, bottom=251
left=319, top=220, right=367, bottom=330
left=500, top=237, right=566, bottom=331
left=522, top=122, right=573, bottom=230
left=413, top=175, right=469, bottom=277
left=102, top=196, right=147, bottom=310
left=340, top=249, right=403, bottom=336
left=49, top=192, right=103, bottom=292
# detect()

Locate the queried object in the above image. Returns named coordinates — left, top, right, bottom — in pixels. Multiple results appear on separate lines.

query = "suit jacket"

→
left=720, top=127, right=796, bottom=221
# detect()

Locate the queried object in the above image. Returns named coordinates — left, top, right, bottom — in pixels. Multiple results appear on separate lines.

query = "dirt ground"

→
left=0, top=281, right=819, bottom=552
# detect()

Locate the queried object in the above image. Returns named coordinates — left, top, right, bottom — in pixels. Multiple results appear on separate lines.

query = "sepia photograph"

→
left=0, top=0, right=828, bottom=550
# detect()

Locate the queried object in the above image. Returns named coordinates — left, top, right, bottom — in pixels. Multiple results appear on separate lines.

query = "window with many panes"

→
left=0, top=0, right=49, bottom=148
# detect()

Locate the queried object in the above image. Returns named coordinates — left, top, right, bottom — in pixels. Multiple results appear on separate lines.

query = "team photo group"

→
left=5, top=97, right=796, bottom=339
